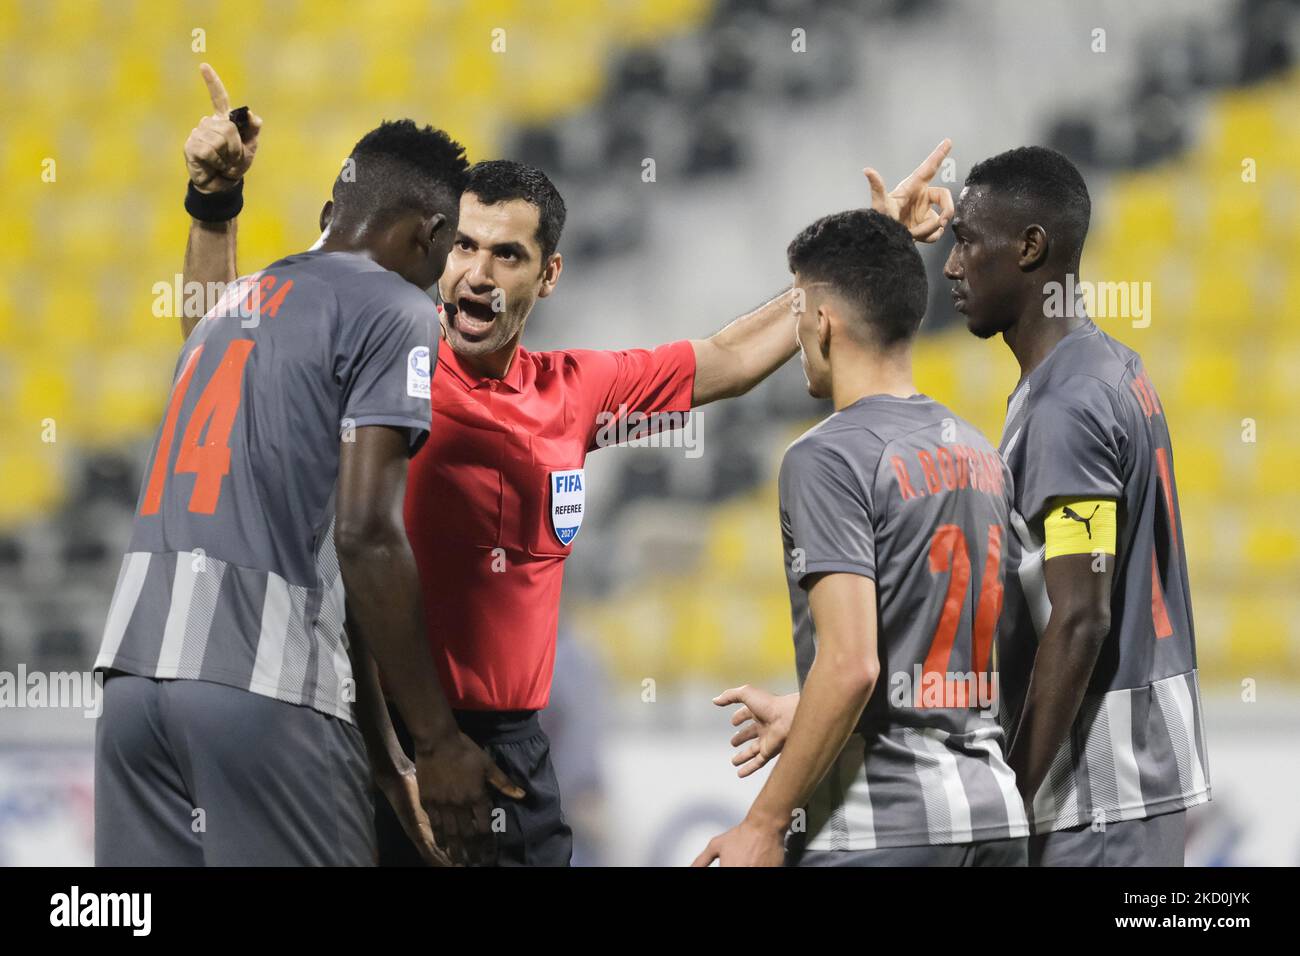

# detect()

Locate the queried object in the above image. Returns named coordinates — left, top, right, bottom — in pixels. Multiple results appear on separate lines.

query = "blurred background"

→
left=1, top=0, right=1297, bottom=866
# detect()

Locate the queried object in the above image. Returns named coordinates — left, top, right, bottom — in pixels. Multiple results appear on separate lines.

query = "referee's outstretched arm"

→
left=689, top=288, right=800, bottom=405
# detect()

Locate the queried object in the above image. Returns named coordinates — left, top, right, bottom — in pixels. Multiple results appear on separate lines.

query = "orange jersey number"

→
left=141, top=340, right=254, bottom=516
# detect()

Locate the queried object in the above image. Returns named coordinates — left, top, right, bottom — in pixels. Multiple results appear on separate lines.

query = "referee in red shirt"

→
left=179, top=66, right=952, bottom=865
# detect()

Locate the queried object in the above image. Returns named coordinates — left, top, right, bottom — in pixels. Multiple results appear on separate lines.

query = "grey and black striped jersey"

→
left=95, top=250, right=436, bottom=723
left=997, top=320, right=1210, bottom=832
left=779, top=394, right=1028, bottom=850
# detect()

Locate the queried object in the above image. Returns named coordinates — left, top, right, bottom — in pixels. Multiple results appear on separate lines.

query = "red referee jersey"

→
left=403, top=338, right=697, bottom=711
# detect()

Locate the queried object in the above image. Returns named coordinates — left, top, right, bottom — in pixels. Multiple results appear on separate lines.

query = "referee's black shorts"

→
left=376, top=705, right=573, bottom=867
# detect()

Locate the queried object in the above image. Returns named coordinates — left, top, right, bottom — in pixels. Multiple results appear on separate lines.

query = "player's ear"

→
left=319, top=200, right=334, bottom=233
left=421, top=212, right=449, bottom=248
left=816, top=307, right=832, bottom=356
left=537, top=252, right=563, bottom=299
left=1019, top=224, right=1049, bottom=270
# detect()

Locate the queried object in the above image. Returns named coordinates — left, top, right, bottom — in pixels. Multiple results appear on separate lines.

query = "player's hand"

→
left=691, top=817, right=786, bottom=867
left=184, top=63, right=262, bottom=194
left=373, top=760, right=454, bottom=867
left=415, top=734, right=525, bottom=866
left=713, top=685, right=799, bottom=778
left=863, top=137, right=954, bottom=243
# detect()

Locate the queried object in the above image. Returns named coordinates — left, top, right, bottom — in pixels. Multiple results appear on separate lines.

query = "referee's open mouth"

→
left=454, top=295, right=498, bottom=340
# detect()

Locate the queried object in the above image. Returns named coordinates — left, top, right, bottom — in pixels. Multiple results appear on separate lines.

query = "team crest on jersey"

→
left=549, top=469, right=585, bottom=546
left=407, top=346, right=431, bottom=399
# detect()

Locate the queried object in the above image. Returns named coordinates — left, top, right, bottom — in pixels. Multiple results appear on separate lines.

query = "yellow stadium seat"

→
left=1261, top=347, right=1300, bottom=411
left=1186, top=258, right=1258, bottom=328
left=1170, top=436, right=1228, bottom=497
left=1206, top=178, right=1267, bottom=245
left=0, top=445, right=65, bottom=525
left=1166, top=345, right=1241, bottom=413
left=1100, top=171, right=1179, bottom=249
left=912, top=340, right=963, bottom=406
left=1227, top=593, right=1296, bottom=673
left=90, top=355, right=172, bottom=445
left=1208, top=87, right=1282, bottom=167
left=1242, top=519, right=1300, bottom=577
left=1243, top=437, right=1300, bottom=498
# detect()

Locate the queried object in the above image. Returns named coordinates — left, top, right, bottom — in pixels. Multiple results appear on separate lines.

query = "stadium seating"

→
left=1, top=0, right=1295, bottom=691
left=0, top=0, right=713, bottom=667
left=572, top=24, right=1300, bottom=685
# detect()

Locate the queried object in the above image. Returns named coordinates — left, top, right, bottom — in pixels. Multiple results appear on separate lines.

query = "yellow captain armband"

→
left=1044, top=498, right=1117, bottom=559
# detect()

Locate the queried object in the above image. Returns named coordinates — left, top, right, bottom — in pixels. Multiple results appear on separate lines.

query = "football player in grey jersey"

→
left=94, top=95, right=519, bottom=865
left=695, top=207, right=1027, bottom=867
left=944, top=147, right=1209, bottom=866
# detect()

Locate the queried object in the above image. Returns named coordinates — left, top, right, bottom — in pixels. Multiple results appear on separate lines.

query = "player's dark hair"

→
left=965, top=145, right=1091, bottom=268
left=464, top=159, right=567, bottom=260
left=330, top=119, right=469, bottom=229
left=787, top=209, right=929, bottom=348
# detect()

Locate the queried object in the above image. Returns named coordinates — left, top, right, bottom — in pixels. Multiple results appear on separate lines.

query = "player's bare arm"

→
left=337, top=424, right=525, bottom=865
left=344, top=628, right=450, bottom=866
left=693, top=573, right=878, bottom=867
left=1006, top=543, right=1115, bottom=808
left=688, top=139, right=953, bottom=406
left=181, top=63, right=260, bottom=338
left=713, top=684, right=799, bottom=778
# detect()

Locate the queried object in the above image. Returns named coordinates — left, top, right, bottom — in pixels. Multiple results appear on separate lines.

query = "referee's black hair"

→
left=787, top=209, right=929, bottom=348
left=965, top=146, right=1091, bottom=269
left=465, top=160, right=567, bottom=260
left=330, top=120, right=470, bottom=230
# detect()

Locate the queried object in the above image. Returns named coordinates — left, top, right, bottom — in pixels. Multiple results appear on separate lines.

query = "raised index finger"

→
left=199, top=62, right=231, bottom=115
left=899, top=137, right=952, bottom=190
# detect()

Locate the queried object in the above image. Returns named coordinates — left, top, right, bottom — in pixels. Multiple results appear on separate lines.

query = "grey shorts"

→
left=790, top=836, right=1028, bottom=867
left=1030, top=810, right=1186, bottom=867
left=95, top=673, right=376, bottom=866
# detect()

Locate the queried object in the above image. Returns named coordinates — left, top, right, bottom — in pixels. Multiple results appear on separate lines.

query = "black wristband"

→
left=185, top=179, right=244, bottom=223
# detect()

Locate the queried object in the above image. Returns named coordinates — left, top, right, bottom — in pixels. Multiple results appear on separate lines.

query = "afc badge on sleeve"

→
left=549, top=468, right=585, bottom=546
left=407, top=346, right=431, bottom=399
